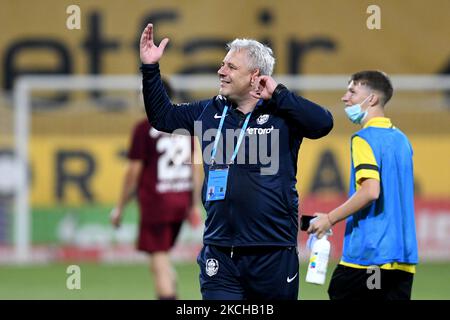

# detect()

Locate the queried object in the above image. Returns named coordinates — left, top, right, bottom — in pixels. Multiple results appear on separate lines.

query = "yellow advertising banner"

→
left=29, top=136, right=129, bottom=205
left=28, top=134, right=450, bottom=205
left=1, top=0, right=449, bottom=93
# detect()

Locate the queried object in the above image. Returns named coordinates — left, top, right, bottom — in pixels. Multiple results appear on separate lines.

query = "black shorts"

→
left=197, top=245, right=299, bottom=300
left=328, top=264, right=414, bottom=300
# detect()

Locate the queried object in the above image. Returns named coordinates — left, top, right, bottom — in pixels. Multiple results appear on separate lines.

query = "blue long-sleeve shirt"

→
left=141, top=63, right=333, bottom=247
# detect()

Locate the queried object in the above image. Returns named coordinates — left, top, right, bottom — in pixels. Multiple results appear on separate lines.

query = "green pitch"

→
left=0, top=261, right=449, bottom=299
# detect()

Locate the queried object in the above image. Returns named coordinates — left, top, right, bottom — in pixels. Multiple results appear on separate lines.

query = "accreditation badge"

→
left=206, top=164, right=229, bottom=201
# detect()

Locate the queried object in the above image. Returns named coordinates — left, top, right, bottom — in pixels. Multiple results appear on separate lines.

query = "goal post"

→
left=13, top=75, right=141, bottom=263
left=10, top=74, right=450, bottom=264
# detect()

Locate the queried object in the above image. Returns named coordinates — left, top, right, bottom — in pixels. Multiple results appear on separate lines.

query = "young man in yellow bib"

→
left=308, top=70, right=418, bottom=300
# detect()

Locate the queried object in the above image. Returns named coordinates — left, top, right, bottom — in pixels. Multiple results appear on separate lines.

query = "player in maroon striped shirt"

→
left=111, top=80, right=201, bottom=299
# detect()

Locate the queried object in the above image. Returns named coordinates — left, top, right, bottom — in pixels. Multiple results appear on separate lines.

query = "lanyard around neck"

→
left=210, top=105, right=252, bottom=164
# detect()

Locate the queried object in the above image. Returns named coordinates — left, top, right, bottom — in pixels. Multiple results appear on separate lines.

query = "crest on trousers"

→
left=206, top=258, right=219, bottom=277
left=256, top=114, right=269, bottom=125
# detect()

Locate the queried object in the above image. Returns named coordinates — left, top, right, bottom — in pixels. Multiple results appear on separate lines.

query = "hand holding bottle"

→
left=307, top=213, right=334, bottom=239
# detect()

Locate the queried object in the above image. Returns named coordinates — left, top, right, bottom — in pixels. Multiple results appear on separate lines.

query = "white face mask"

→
left=344, top=94, right=372, bottom=124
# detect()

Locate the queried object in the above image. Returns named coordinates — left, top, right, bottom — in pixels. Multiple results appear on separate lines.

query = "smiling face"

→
left=217, top=49, right=258, bottom=103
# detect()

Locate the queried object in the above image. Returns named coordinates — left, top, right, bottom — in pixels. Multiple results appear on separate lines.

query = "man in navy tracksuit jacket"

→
left=139, top=24, right=333, bottom=300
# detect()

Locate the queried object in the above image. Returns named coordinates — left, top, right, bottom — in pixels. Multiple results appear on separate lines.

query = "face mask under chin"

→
left=344, top=95, right=371, bottom=124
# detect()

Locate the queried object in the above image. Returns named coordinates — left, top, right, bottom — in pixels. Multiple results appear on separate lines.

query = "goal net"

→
left=5, top=74, right=450, bottom=264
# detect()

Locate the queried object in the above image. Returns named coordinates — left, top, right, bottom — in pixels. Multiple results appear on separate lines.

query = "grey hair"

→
left=226, top=39, right=275, bottom=76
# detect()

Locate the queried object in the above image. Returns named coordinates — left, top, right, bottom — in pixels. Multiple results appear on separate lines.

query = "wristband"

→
left=272, top=83, right=287, bottom=98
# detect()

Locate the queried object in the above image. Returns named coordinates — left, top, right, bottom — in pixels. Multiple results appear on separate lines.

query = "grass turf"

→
left=0, top=261, right=449, bottom=300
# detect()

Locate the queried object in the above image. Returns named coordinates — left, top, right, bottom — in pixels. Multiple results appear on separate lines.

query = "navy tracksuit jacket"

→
left=141, top=63, right=333, bottom=248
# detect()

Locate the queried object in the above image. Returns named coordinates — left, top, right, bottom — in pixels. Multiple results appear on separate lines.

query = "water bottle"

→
left=305, top=233, right=331, bottom=285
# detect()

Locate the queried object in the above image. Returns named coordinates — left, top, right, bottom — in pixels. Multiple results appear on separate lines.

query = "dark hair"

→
left=350, top=70, right=393, bottom=106
left=161, top=78, right=174, bottom=99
